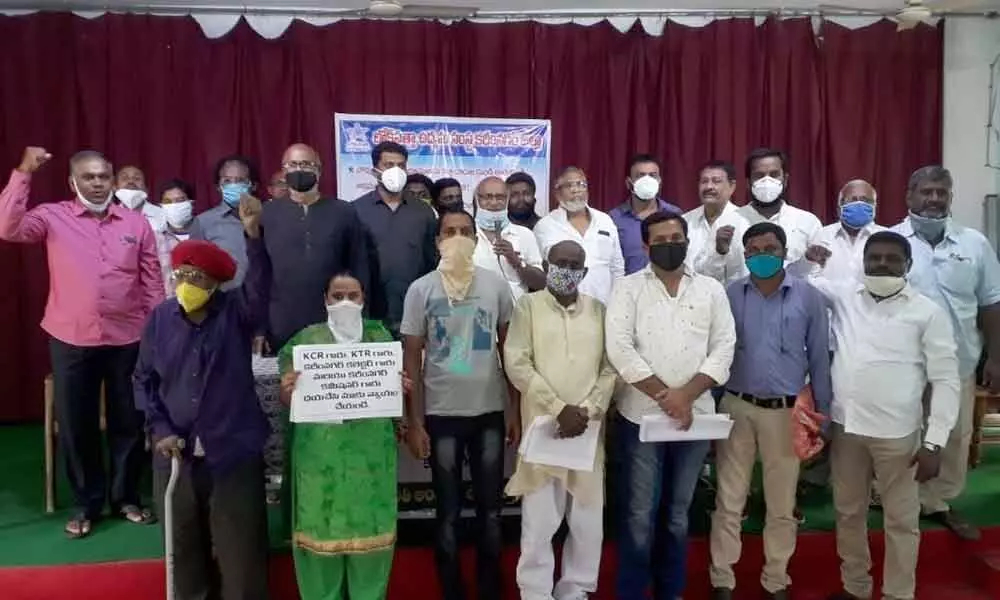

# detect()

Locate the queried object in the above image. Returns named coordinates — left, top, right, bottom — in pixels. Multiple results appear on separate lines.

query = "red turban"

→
left=170, top=240, right=237, bottom=283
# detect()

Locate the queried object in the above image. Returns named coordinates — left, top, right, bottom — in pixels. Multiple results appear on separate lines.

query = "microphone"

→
left=494, top=220, right=503, bottom=238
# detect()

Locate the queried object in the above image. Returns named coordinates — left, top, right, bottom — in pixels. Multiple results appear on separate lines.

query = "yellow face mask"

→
left=176, top=282, right=214, bottom=313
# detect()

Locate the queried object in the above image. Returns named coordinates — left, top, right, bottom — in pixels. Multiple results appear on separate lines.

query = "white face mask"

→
left=326, top=300, right=364, bottom=344
left=631, top=175, right=660, bottom=201
left=115, top=188, right=147, bottom=210
left=863, top=274, right=906, bottom=298
left=751, top=176, right=784, bottom=204
left=561, top=198, right=587, bottom=213
left=73, top=179, right=113, bottom=213
left=379, top=166, right=407, bottom=194
left=163, top=201, right=193, bottom=230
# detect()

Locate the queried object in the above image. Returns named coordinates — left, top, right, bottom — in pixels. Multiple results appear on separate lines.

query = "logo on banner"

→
left=344, top=122, right=371, bottom=153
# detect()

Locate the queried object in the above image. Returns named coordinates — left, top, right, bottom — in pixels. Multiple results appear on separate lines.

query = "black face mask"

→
left=285, top=170, right=317, bottom=193
left=648, top=242, right=688, bottom=271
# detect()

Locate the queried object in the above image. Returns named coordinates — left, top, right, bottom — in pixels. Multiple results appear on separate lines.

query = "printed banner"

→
left=334, top=113, right=552, bottom=215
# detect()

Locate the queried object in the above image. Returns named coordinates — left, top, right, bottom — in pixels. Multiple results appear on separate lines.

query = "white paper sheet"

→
left=519, top=416, right=601, bottom=472
left=638, top=413, right=734, bottom=442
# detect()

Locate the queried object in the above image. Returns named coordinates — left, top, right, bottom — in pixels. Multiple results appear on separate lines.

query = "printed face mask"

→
left=546, top=265, right=586, bottom=296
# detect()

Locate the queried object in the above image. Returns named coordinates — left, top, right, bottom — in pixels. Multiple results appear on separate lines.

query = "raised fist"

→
left=17, top=147, right=51, bottom=174
left=239, top=193, right=263, bottom=238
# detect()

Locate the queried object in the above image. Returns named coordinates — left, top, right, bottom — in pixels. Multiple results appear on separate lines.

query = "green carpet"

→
left=3, top=424, right=1000, bottom=568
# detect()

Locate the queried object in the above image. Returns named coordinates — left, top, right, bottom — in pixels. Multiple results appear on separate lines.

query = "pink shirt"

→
left=0, top=170, right=164, bottom=347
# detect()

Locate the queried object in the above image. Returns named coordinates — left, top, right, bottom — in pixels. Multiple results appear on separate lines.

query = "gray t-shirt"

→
left=400, top=267, right=514, bottom=417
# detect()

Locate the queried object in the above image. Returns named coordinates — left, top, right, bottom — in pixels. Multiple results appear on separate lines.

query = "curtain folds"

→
left=0, top=13, right=941, bottom=421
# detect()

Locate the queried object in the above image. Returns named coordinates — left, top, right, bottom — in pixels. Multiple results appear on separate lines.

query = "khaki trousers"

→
left=709, top=394, right=799, bottom=593
left=831, top=425, right=921, bottom=600
left=919, top=377, right=975, bottom=514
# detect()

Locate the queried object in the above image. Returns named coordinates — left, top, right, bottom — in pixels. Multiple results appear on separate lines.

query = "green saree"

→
left=279, top=320, right=398, bottom=600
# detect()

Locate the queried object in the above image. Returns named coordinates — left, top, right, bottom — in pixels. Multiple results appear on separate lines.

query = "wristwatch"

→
left=923, top=441, right=941, bottom=453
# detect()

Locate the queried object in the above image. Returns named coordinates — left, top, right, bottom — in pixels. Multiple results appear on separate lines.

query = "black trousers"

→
left=425, top=411, right=505, bottom=600
left=49, top=337, right=146, bottom=518
left=153, top=456, right=270, bottom=600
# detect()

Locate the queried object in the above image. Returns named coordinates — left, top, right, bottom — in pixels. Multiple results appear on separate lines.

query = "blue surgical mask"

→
left=475, top=208, right=509, bottom=232
left=908, top=211, right=948, bottom=241
left=746, top=254, right=783, bottom=279
left=221, top=182, right=250, bottom=207
left=840, top=201, right=874, bottom=229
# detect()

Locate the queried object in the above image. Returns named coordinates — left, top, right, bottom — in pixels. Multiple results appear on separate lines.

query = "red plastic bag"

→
left=792, top=385, right=827, bottom=461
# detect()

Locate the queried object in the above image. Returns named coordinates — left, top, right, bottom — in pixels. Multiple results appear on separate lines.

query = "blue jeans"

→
left=615, top=414, right=711, bottom=600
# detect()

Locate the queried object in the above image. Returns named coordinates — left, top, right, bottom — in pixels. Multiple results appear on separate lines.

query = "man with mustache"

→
left=891, top=165, right=1000, bottom=541
left=807, top=230, right=959, bottom=600
left=0, top=147, right=163, bottom=538
left=534, top=167, right=625, bottom=305
left=684, top=160, right=749, bottom=284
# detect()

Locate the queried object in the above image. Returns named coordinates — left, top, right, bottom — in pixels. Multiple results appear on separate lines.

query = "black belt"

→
left=727, top=389, right=796, bottom=410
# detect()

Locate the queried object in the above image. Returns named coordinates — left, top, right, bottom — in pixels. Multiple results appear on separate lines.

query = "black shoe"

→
left=710, top=587, right=733, bottom=600
left=922, top=509, right=981, bottom=541
left=765, top=589, right=790, bottom=600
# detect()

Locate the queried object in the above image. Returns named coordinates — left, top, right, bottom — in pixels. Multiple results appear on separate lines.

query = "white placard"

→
left=290, top=342, right=403, bottom=423
left=638, top=413, right=734, bottom=442
left=519, top=415, right=601, bottom=472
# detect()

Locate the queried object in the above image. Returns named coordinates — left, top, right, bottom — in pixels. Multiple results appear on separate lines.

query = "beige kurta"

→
left=503, top=289, right=618, bottom=505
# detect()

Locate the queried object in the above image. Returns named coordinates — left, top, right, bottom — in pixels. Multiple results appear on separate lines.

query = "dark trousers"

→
left=49, top=337, right=145, bottom=518
left=426, top=411, right=505, bottom=600
left=153, top=456, right=270, bottom=600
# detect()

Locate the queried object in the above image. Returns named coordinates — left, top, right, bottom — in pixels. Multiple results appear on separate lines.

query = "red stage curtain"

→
left=0, top=14, right=941, bottom=422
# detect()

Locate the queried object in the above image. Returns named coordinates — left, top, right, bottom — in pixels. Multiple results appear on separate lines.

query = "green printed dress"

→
left=278, top=320, right=398, bottom=600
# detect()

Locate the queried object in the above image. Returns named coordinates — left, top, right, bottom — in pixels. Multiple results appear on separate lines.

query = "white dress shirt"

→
left=605, top=267, right=737, bottom=423
left=738, top=202, right=823, bottom=276
left=808, top=221, right=886, bottom=284
left=473, top=223, right=543, bottom=302
left=892, top=217, right=1000, bottom=379
left=534, top=206, right=625, bottom=304
left=683, top=202, right=750, bottom=284
left=809, top=276, right=960, bottom=446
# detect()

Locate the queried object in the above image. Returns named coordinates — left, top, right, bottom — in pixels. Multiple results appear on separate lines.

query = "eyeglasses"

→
left=558, top=180, right=588, bottom=191
left=282, top=160, right=320, bottom=171
left=172, top=268, right=212, bottom=286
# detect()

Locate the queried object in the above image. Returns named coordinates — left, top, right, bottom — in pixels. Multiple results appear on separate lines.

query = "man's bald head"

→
left=476, top=176, right=508, bottom=212
left=838, top=179, right=876, bottom=205
left=547, top=240, right=586, bottom=268
left=281, top=143, right=321, bottom=169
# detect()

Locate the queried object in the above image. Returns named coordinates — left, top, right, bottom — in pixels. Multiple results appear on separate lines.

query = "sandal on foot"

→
left=65, top=514, right=92, bottom=539
left=118, top=504, right=157, bottom=525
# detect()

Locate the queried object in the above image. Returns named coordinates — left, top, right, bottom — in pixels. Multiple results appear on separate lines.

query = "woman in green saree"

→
left=278, top=272, right=408, bottom=600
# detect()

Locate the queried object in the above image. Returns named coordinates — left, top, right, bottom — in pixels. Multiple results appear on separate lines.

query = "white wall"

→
left=943, top=18, right=1000, bottom=232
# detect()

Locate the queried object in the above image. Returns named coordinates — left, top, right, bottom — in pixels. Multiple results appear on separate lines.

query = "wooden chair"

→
left=970, top=386, right=1000, bottom=469
left=44, top=375, right=105, bottom=513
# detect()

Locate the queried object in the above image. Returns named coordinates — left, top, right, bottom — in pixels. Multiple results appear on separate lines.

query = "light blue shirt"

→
left=189, top=203, right=247, bottom=291
left=726, top=274, right=833, bottom=416
left=893, top=217, right=1000, bottom=378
